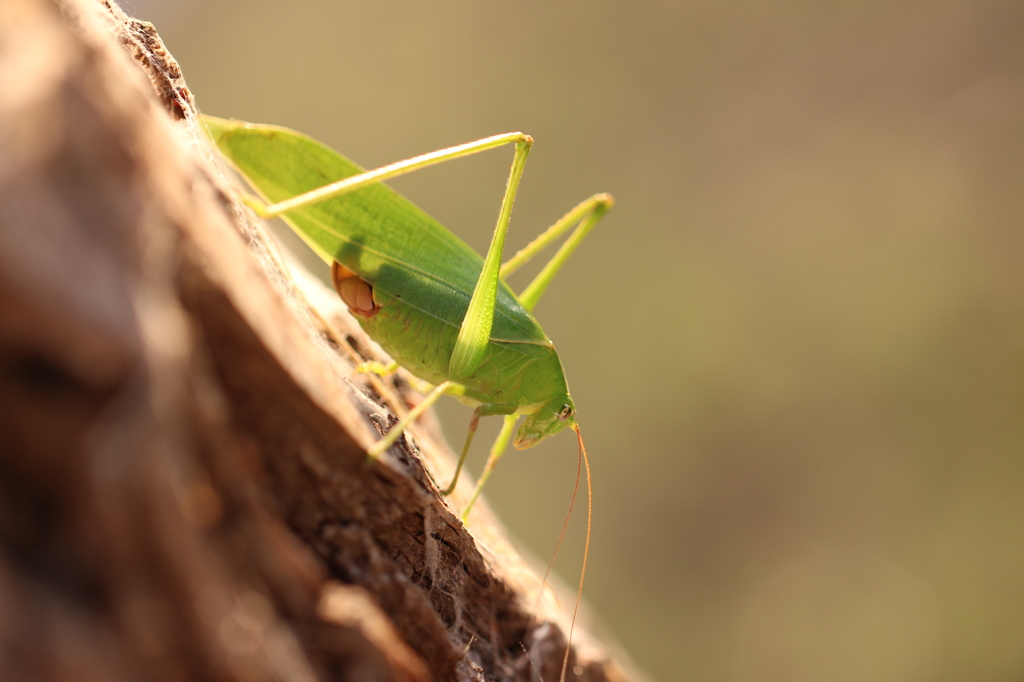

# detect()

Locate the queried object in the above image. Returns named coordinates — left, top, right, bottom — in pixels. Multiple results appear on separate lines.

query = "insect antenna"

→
left=559, top=425, right=592, bottom=682
left=523, top=424, right=591, bottom=682
left=536, top=430, right=582, bottom=606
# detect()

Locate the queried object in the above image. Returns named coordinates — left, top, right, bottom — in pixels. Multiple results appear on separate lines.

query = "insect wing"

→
left=203, top=117, right=548, bottom=349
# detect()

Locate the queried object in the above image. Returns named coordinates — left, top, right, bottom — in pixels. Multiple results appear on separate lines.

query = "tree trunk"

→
left=0, top=1, right=637, bottom=680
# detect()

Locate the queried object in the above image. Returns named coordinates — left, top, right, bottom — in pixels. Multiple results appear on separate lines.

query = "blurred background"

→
left=127, top=0, right=1024, bottom=680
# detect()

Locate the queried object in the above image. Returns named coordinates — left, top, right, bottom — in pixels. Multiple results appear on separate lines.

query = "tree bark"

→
left=0, top=1, right=637, bottom=680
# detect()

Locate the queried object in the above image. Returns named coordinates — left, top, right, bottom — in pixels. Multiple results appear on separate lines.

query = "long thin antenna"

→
left=559, top=425, right=592, bottom=682
left=536, top=431, right=583, bottom=610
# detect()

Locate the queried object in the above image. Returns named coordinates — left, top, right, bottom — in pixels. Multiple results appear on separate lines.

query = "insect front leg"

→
left=442, top=403, right=518, bottom=497
left=462, top=413, right=519, bottom=520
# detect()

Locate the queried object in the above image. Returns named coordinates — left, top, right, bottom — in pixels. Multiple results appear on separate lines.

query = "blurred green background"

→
left=131, top=0, right=1024, bottom=679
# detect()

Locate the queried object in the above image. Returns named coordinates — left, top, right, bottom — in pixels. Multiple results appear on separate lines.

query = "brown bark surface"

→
left=0, top=1, right=637, bottom=680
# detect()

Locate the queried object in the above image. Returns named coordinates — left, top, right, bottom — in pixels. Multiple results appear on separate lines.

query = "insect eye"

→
left=558, top=404, right=574, bottom=419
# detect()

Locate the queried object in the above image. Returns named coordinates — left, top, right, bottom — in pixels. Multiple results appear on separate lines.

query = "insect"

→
left=203, top=116, right=612, bottom=679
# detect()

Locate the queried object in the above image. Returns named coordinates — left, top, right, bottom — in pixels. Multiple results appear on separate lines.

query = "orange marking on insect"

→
left=332, top=261, right=381, bottom=318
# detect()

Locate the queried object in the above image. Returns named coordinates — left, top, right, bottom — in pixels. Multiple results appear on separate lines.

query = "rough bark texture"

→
left=0, top=1, right=637, bottom=681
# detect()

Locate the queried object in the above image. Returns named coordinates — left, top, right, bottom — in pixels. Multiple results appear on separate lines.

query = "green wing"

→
left=203, top=116, right=550, bottom=350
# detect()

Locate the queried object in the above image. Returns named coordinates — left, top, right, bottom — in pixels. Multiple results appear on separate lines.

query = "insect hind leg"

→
left=503, top=193, right=614, bottom=313
left=252, top=132, right=533, bottom=218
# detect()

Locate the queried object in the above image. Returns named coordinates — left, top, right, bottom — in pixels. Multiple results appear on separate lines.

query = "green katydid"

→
left=202, top=115, right=611, bottom=678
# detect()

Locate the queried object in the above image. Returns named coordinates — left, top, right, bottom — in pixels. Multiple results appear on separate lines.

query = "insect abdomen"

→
left=360, top=289, right=565, bottom=409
